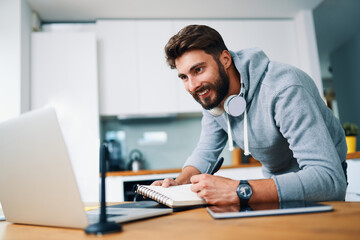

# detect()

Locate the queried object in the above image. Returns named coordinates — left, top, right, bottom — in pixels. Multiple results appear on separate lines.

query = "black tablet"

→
left=207, top=201, right=333, bottom=219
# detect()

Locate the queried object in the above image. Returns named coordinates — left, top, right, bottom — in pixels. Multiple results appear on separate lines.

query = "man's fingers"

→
left=151, top=180, right=163, bottom=186
left=151, top=178, right=178, bottom=187
left=161, top=178, right=176, bottom=187
left=190, top=174, right=200, bottom=184
left=190, top=173, right=211, bottom=184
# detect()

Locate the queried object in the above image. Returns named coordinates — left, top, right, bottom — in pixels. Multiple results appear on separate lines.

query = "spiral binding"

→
left=136, top=185, right=171, bottom=206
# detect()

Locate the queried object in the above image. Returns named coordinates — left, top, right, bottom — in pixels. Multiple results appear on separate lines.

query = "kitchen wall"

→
left=101, top=115, right=232, bottom=170
left=331, top=31, right=360, bottom=150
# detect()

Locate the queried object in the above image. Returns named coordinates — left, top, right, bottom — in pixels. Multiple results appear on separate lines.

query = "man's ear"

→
left=220, top=50, right=232, bottom=69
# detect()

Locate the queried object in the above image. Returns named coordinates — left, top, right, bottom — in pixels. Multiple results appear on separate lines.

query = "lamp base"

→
left=85, top=221, right=122, bottom=235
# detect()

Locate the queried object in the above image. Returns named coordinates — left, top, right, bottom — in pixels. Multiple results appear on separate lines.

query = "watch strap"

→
left=240, top=180, right=249, bottom=185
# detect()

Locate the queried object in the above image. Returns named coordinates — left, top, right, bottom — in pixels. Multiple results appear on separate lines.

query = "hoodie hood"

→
left=229, top=48, right=269, bottom=105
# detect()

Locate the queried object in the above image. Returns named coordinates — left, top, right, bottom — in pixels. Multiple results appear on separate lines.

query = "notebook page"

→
left=145, top=184, right=203, bottom=202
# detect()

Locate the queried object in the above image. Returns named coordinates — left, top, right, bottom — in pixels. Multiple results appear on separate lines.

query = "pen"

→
left=208, top=157, right=224, bottom=175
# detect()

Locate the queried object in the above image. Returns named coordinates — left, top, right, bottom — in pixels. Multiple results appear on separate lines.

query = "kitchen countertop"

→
left=105, top=161, right=262, bottom=177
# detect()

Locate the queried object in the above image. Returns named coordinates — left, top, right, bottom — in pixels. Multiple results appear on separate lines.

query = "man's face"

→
left=175, top=49, right=229, bottom=110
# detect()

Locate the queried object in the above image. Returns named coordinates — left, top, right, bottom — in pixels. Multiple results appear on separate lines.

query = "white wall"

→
left=0, top=0, right=31, bottom=123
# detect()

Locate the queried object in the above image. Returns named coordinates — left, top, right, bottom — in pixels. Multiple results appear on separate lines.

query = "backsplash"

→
left=100, top=115, right=232, bottom=171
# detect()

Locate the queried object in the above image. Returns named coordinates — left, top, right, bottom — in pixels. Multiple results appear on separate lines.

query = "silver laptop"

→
left=0, top=107, right=172, bottom=229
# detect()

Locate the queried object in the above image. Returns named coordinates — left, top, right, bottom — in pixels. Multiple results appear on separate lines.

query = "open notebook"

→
left=136, top=184, right=207, bottom=208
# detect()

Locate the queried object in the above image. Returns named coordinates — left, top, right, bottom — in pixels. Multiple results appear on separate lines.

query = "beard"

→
left=190, top=61, right=230, bottom=110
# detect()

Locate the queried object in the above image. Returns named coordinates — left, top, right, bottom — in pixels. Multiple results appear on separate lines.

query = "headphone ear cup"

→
left=224, top=95, right=246, bottom=117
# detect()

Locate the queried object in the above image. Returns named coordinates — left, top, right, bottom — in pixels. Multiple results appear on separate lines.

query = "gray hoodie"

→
left=184, top=48, right=347, bottom=202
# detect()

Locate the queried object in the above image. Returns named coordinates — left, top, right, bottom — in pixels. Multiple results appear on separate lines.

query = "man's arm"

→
left=190, top=174, right=279, bottom=205
left=272, top=83, right=347, bottom=201
left=152, top=111, right=227, bottom=188
left=175, top=166, right=201, bottom=184
left=151, top=166, right=200, bottom=187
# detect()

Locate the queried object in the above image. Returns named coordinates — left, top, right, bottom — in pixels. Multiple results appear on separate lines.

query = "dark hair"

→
left=165, top=25, right=228, bottom=69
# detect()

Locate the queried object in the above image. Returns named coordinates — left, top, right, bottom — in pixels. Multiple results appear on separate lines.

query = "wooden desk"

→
left=1, top=201, right=359, bottom=240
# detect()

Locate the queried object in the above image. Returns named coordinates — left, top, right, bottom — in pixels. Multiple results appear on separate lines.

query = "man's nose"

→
left=187, top=77, right=200, bottom=93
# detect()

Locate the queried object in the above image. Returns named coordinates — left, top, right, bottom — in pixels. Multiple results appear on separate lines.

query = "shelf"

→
left=346, top=151, right=360, bottom=160
left=105, top=161, right=262, bottom=177
left=105, top=150, right=360, bottom=177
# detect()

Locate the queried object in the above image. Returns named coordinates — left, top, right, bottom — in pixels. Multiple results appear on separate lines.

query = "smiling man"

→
left=152, top=25, right=348, bottom=206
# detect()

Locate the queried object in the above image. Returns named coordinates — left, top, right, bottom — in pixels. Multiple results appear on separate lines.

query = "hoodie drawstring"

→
left=226, top=109, right=251, bottom=155
left=226, top=113, right=234, bottom=151
left=243, top=108, right=251, bottom=156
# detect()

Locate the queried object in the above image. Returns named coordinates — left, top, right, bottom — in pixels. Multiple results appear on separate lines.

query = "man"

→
left=152, top=25, right=347, bottom=205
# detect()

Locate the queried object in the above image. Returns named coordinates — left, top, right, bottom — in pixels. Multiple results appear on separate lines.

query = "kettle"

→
left=128, top=149, right=144, bottom=172
left=107, top=139, right=124, bottom=171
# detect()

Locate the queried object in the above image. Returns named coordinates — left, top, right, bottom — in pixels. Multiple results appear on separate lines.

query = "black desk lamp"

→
left=85, top=141, right=122, bottom=235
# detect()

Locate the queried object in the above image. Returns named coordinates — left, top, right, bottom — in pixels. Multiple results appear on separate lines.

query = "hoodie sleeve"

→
left=183, top=110, right=228, bottom=173
left=271, top=73, right=347, bottom=201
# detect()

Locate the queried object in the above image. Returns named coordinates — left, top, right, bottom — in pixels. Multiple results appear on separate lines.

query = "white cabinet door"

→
left=31, top=32, right=100, bottom=202
left=137, top=21, right=178, bottom=114
left=97, top=20, right=203, bottom=116
left=97, top=20, right=139, bottom=115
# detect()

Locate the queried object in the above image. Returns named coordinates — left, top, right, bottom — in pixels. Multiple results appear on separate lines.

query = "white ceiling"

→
left=26, top=0, right=322, bottom=21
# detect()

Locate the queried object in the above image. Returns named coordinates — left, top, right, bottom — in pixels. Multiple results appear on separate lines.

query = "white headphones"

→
left=207, top=81, right=249, bottom=154
left=224, top=84, right=246, bottom=117
left=208, top=82, right=246, bottom=117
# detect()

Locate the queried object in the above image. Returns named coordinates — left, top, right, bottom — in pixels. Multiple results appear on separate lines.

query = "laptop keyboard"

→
left=107, top=201, right=167, bottom=209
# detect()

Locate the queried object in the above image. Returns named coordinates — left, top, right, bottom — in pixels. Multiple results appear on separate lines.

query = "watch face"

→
left=238, top=184, right=252, bottom=199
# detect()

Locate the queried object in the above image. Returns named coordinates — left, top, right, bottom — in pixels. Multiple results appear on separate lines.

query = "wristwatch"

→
left=236, top=180, right=253, bottom=205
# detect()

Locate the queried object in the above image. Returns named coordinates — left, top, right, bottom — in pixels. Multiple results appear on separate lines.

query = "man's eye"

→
left=179, top=75, right=187, bottom=81
left=195, top=67, right=203, bottom=73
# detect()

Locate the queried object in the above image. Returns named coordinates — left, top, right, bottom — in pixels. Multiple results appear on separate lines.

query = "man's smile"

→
left=196, top=88, right=210, bottom=98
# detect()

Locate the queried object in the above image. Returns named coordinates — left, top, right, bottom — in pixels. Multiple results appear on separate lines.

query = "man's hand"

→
left=191, top=175, right=279, bottom=205
left=151, top=166, right=201, bottom=188
left=190, top=174, right=240, bottom=205
left=151, top=178, right=179, bottom=187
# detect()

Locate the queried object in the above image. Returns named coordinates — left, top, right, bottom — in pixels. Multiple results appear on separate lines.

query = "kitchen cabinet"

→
left=97, top=20, right=139, bottom=115
left=136, top=21, right=178, bottom=114
left=97, top=19, right=302, bottom=116
left=97, top=20, right=201, bottom=116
